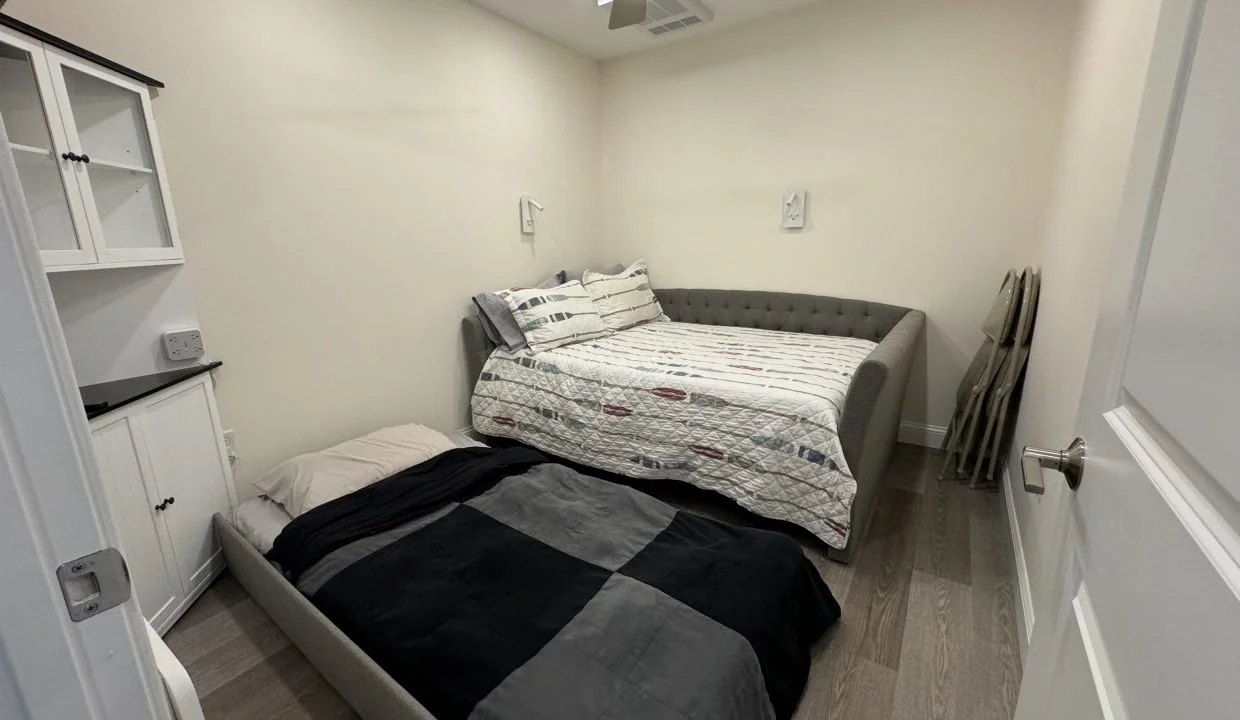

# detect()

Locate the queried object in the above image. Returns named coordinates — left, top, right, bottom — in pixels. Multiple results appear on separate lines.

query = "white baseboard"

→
left=898, top=421, right=947, bottom=449
left=1002, top=466, right=1035, bottom=656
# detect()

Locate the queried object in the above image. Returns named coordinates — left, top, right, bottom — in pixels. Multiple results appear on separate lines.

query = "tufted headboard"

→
left=653, top=289, right=911, bottom=344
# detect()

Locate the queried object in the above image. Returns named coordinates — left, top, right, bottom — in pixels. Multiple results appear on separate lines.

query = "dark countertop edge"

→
left=84, top=361, right=222, bottom=421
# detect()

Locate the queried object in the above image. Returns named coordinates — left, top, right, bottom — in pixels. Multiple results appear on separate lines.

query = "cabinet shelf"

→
left=10, top=142, right=50, bottom=157
left=88, top=157, right=154, bottom=175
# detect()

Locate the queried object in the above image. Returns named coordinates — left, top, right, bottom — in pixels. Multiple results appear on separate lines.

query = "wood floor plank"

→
left=967, top=489, right=1023, bottom=720
left=915, top=477, right=974, bottom=586
left=165, top=573, right=250, bottom=636
left=891, top=570, right=974, bottom=720
left=163, top=597, right=275, bottom=666
left=847, top=486, right=921, bottom=670
left=200, top=645, right=357, bottom=720
left=887, top=444, right=935, bottom=496
left=184, top=603, right=292, bottom=697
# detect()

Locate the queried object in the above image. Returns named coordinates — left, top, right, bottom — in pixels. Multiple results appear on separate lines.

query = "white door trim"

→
left=1001, top=469, right=1035, bottom=652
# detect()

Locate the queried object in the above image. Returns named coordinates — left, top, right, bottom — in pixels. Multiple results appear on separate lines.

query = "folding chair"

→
left=970, top=268, right=1041, bottom=487
left=938, top=269, right=1022, bottom=480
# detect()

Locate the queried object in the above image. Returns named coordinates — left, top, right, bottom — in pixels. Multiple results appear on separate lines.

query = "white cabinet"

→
left=0, top=26, right=183, bottom=272
left=90, top=374, right=235, bottom=634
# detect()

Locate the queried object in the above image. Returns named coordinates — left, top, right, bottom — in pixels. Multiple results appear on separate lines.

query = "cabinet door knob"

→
left=165, top=497, right=175, bottom=506
left=80, top=154, right=90, bottom=164
left=61, top=152, right=79, bottom=162
left=154, top=501, right=166, bottom=512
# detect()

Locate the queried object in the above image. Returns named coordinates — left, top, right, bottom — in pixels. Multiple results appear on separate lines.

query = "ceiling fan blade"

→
left=609, top=0, right=647, bottom=30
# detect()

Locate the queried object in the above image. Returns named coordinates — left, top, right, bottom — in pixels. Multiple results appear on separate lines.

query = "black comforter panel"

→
left=267, top=446, right=546, bottom=581
left=270, top=448, right=840, bottom=720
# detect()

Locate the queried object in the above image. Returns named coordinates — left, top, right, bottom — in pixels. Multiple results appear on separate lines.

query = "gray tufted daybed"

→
left=463, top=289, right=925, bottom=563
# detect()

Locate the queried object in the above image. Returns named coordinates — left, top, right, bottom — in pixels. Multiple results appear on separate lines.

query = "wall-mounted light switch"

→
left=520, top=196, right=544, bottom=235
left=782, top=190, right=807, bottom=230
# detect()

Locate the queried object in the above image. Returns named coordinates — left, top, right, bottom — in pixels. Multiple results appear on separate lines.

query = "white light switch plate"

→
left=782, top=190, right=807, bottom=229
left=163, top=329, right=205, bottom=361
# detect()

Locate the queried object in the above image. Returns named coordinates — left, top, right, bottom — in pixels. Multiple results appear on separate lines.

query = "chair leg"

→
left=955, top=395, right=986, bottom=477
left=937, top=415, right=959, bottom=480
left=984, top=395, right=1015, bottom=483
left=970, top=396, right=1002, bottom=488
left=939, top=395, right=976, bottom=480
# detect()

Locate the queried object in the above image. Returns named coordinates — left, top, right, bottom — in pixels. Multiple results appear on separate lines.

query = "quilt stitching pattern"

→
left=472, top=322, right=875, bottom=549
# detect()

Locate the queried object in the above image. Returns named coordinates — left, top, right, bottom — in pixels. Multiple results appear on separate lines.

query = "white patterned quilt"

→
left=471, top=322, right=877, bottom=550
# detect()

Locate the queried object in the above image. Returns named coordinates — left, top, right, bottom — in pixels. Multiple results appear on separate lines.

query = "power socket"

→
left=163, top=329, right=205, bottom=362
left=222, top=429, right=238, bottom=467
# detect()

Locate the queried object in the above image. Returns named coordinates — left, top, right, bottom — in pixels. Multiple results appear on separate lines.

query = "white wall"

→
left=1005, top=0, right=1164, bottom=619
left=10, top=0, right=602, bottom=490
left=48, top=267, right=201, bottom=385
left=599, top=0, right=1081, bottom=427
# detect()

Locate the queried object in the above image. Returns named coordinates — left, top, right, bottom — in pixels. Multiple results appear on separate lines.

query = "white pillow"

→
left=251, top=423, right=459, bottom=516
left=582, top=260, right=666, bottom=331
left=499, top=280, right=611, bottom=352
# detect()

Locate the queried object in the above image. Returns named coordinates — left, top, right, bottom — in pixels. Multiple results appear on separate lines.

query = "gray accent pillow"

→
left=473, top=293, right=527, bottom=350
left=473, top=272, right=565, bottom=351
left=472, top=301, right=505, bottom=346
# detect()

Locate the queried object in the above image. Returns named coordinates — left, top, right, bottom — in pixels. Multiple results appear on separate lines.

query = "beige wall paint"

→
left=599, top=0, right=1080, bottom=427
left=9, top=0, right=602, bottom=490
left=1005, top=0, right=1163, bottom=616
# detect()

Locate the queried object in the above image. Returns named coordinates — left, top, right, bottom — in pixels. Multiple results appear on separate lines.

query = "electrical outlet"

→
left=222, top=429, right=238, bottom=467
left=163, top=329, right=205, bottom=361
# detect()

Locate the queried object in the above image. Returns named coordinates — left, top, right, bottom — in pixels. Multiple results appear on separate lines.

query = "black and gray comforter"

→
left=268, top=447, right=841, bottom=720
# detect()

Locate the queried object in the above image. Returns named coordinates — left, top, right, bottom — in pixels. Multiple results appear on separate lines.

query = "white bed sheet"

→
left=233, top=497, right=292, bottom=555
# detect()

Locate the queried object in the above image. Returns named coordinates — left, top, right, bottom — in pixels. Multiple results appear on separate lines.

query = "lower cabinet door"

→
left=90, top=417, right=180, bottom=628
left=138, top=377, right=233, bottom=596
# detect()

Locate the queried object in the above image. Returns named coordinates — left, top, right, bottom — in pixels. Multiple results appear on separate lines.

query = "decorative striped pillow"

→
left=499, top=281, right=611, bottom=352
left=582, top=260, right=666, bottom=331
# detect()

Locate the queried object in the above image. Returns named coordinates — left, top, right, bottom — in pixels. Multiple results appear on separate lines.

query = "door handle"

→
left=1022, top=437, right=1086, bottom=495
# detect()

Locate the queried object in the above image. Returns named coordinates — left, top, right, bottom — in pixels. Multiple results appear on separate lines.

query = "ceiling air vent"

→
left=641, top=0, right=713, bottom=37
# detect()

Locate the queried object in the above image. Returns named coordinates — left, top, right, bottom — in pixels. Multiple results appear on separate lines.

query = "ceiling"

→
left=469, top=0, right=827, bottom=60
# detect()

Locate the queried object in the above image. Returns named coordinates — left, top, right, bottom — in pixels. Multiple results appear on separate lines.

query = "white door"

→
left=0, top=115, right=166, bottom=717
left=1015, top=1, right=1240, bottom=718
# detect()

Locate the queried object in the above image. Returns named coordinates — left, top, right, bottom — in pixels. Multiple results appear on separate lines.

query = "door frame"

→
left=0, top=110, right=168, bottom=718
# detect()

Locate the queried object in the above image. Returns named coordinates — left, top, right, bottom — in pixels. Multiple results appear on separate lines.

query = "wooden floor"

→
left=164, top=444, right=1022, bottom=720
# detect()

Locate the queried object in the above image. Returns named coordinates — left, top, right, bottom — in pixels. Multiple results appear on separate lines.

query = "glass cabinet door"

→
left=0, top=32, right=94, bottom=265
left=46, top=51, right=181, bottom=263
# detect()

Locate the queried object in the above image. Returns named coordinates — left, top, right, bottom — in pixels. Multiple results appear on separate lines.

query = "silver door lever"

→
left=1021, top=437, right=1086, bottom=495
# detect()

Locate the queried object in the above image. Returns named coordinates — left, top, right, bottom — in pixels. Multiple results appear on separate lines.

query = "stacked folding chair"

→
left=939, top=267, right=1041, bottom=488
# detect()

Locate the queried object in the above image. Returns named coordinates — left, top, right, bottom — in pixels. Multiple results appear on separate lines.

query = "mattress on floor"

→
left=233, top=431, right=488, bottom=553
left=471, top=322, right=876, bottom=550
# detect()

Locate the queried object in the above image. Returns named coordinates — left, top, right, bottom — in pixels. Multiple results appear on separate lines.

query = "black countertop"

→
left=81, top=361, right=223, bottom=420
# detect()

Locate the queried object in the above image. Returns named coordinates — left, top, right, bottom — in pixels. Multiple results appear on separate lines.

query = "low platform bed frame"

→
left=464, top=288, right=926, bottom=563
left=215, top=514, right=436, bottom=720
